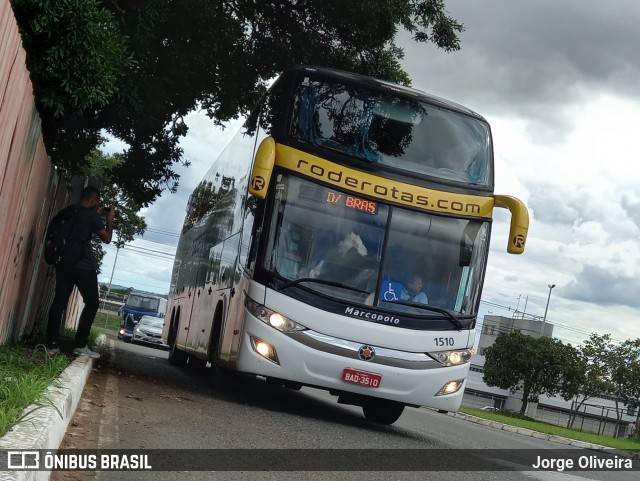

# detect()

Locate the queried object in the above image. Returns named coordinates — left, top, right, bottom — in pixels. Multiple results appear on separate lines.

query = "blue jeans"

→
left=47, top=267, right=99, bottom=349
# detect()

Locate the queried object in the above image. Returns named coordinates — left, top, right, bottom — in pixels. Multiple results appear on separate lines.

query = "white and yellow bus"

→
left=164, top=66, right=528, bottom=424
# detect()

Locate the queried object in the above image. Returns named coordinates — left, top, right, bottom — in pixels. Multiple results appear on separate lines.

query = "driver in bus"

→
left=400, top=273, right=429, bottom=304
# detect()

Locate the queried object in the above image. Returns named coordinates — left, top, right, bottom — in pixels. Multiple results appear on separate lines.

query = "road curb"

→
left=0, top=336, right=106, bottom=481
left=450, top=411, right=640, bottom=460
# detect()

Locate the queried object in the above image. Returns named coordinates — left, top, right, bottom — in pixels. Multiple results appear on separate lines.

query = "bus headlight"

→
left=245, top=298, right=307, bottom=332
left=250, top=336, right=279, bottom=364
left=436, top=379, right=465, bottom=396
left=428, top=348, right=474, bottom=367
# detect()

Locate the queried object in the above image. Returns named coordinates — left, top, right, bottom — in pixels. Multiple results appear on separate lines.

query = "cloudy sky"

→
left=100, top=0, right=640, bottom=346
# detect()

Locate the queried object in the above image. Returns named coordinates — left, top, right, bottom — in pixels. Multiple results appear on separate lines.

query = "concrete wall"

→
left=0, top=0, right=72, bottom=344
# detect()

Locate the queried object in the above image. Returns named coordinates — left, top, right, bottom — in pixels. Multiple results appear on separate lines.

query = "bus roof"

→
left=128, top=291, right=166, bottom=300
left=291, top=65, right=486, bottom=121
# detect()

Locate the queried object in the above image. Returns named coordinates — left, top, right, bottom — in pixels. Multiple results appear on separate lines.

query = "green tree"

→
left=570, top=333, right=615, bottom=428
left=608, top=339, right=640, bottom=436
left=10, top=0, right=133, bottom=183
left=483, top=331, right=585, bottom=415
left=10, top=0, right=132, bottom=116
left=82, top=148, right=147, bottom=272
left=11, top=0, right=464, bottom=207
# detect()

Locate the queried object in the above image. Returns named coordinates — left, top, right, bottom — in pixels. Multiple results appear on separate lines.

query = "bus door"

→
left=214, top=233, right=243, bottom=365
left=180, top=231, right=209, bottom=350
left=190, top=233, right=241, bottom=360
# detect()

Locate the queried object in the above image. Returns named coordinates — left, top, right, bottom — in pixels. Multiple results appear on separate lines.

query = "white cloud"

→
left=403, top=1, right=640, bottom=344
left=101, top=0, right=640, bottom=345
left=140, top=113, right=245, bottom=236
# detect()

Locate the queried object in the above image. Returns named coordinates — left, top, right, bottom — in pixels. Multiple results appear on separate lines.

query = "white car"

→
left=132, top=315, right=168, bottom=350
left=481, top=406, right=499, bottom=412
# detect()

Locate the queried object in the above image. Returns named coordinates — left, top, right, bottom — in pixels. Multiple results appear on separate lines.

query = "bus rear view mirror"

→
left=249, top=137, right=276, bottom=199
left=494, top=195, right=529, bottom=254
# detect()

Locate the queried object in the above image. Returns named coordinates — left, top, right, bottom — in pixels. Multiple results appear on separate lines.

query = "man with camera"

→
left=46, top=186, right=116, bottom=358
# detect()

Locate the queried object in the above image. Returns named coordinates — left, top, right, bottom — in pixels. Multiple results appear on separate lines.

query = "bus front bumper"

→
left=236, top=312, right=468, bottom=411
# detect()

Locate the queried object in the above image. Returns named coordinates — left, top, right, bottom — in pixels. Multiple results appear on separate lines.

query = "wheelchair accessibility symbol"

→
left=383, top=283, right=399, bottom=301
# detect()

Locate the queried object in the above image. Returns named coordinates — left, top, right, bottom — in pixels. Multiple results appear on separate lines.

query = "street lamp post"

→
left=540, top=284, right=556, bottom=336
left=102, top=245, right=121, bottom=325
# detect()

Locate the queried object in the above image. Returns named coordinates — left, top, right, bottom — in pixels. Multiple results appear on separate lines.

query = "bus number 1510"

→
left=434, top=337, right=455, bottom=347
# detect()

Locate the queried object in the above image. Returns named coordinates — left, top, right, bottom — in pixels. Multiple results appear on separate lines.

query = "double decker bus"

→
left=164, top=66, right=528, bottom=424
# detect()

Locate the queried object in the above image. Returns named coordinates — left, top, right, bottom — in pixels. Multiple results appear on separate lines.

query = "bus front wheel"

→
left=168, top=321, right=188, bottom=367
left=362, top=399, right=405, bottom=425
left=168, top=340, right=188, bottom=367
left=188, top=355, right=207, bottom=370
left=210, top=365, right=241, bottom=390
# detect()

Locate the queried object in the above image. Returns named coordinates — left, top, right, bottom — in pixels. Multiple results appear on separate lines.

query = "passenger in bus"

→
left=400, top=273, right=429, bottom=304
left=309, top=232, right=369, bottom=282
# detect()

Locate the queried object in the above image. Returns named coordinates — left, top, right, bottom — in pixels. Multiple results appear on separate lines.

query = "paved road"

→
left=51, top=338, right=639, bottom=481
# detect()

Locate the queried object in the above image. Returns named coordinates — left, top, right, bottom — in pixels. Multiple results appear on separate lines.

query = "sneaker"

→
left=73, top=346, right=100, bottom=359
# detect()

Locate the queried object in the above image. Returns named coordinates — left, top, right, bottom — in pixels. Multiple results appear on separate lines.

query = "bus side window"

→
left=219, top=233, right=240, bottom=287
left=243, top=197, right=264, bottom=273
left=275, top=224, right=313, bottom=279
left=208, top=243, right=224, bottom=285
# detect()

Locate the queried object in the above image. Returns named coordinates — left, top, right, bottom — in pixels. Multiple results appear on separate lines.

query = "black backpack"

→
left=44, top=207, right=83, bottom=267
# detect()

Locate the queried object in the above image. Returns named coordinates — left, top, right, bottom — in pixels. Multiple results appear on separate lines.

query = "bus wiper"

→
left=389, top=300, right=463, bottom=330
left=278, top=277, right=369, bottom=294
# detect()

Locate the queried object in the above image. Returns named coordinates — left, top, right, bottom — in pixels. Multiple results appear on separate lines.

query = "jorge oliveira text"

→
left=532, top=454, right=634, bottom=472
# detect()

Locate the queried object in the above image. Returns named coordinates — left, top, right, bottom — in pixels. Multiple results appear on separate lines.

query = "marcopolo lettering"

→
left=295, top=159, right=482, bottom=216
left=345, top=307, right=400, bottom=325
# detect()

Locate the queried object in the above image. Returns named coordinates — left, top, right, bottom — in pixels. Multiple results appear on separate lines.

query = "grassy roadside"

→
left=95, top=311, right=121, bottom=331
left=0, top=327, right=100, bottom=437
left=460, top=407, right=640, bottom=451
left=0, top=345, right=68, bottom=436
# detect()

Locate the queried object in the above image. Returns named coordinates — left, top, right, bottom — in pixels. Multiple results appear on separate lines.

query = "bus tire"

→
left=207, top=303, right=229, bottom=386
left=362, top=399, right=405, bottom=425
left=189, top=355, right=207, bottom=370
left=211, top=365, right=240, bottom=390
left=167, top=315, right=188, bottom=367
left=207, top=303, right=224, bottom=365
left=168, top=340, right=188, bottom=367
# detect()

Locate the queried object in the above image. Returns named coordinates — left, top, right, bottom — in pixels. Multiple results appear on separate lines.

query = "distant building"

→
left=462, top=315, right=636, bottom=437
left=475, top=314, right=553, bottom=363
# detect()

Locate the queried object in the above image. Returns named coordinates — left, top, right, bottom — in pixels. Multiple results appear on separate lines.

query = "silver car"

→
left=132, top=315, right=168, bottom=350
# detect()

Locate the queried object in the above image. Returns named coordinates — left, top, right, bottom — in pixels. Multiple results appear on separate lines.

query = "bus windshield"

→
left=125, top=295, right=160, bottom=313
left=263, top=174, right=489, bottom=318
left=290, top=77, right=492, bottom=188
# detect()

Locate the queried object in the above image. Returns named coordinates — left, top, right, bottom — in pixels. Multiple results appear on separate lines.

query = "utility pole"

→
left=522, top=295, right=528, bottom=319
left=540, top=284, right=555, bottom=336
left=102, top=245, right=121, bottom=325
